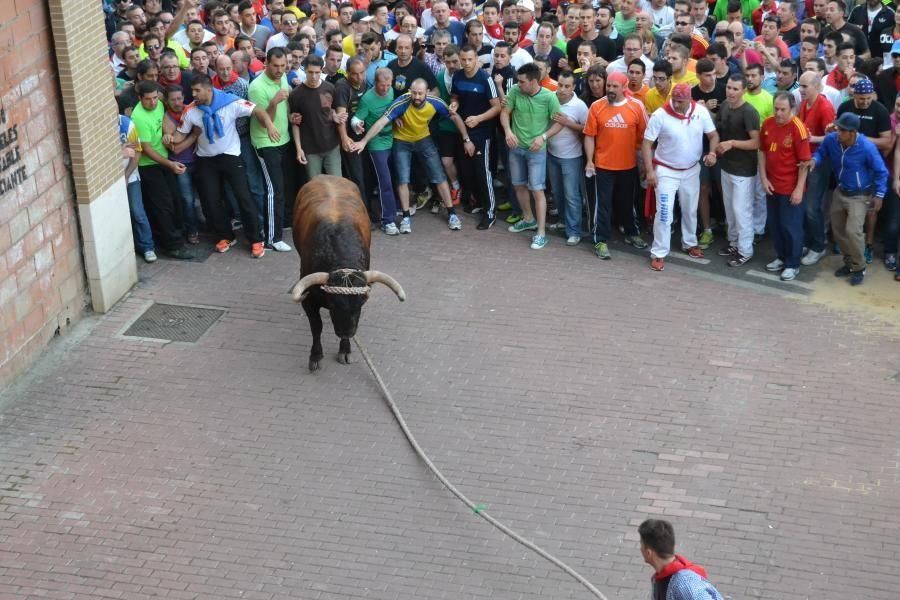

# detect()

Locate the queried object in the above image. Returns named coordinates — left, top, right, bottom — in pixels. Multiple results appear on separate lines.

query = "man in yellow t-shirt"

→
left=668, top=44, right=700, bottom=87
left=644, top=59, right=673, bottom=115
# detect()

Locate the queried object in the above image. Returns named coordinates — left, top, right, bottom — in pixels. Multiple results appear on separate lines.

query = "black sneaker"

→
left=850, top=270, right=866, bottom=286
left=166, top=247, right=195, bottom=260
left=727, top=253, right=752, bottom=267
left=477, top=215, right=495, bottom=230
left=834, top=265, right=852, bottom=277
left=717, top=245, right=738, bottom=257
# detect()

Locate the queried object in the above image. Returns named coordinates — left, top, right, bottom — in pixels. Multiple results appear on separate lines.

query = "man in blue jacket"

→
left=810, top=112, right=888, bottom=285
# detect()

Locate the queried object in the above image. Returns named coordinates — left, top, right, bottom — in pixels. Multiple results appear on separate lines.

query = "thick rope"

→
left=353, top=337, right=610, bottom=600
left=320, top=285, right=371, bottom=295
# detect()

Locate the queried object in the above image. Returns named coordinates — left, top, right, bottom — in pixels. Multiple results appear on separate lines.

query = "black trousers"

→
left=461, top=137, right=496, bottom=219
left=592, top=167, right=639, bottom=244
left=255, top=143, right=290, bottom=244
left=342, top=147, right=378, bottom=220
left=195, top=154, right=262, bottom=243
left=138, top=164, right=184, bottom=251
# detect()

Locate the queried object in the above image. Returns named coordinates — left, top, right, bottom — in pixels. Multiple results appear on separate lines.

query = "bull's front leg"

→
left=302, top=298, right=324, bottom=371
left=337, top=338, right=353, bottom=364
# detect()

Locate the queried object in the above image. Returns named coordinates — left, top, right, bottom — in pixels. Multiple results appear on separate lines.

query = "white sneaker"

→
left=399, top=216, right=412, bottom=234
left=765, top=258, right=784, bottom=272
left=800, top=249, right=826, bottom=266
left=271, top=241, right=292, bottom=252
left=566, top=235, right=581, bottom=246
left=143, top=250, right=157, bottom=263
left=430, top=201, right=440, bottom=214
left=781, top=267, right=799, bottom=281
left=448, top=214, right=462, bottom=230
left=382, top=223, right=399, bottom=235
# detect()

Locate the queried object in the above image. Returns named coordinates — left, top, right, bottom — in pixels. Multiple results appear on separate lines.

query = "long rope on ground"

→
left=353, top=337, right=611, bottom=600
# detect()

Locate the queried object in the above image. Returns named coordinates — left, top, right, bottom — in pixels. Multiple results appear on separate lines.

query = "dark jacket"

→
left=875, top=66, right=899, bottom=109
left=848, top=4, right=895, bottom=57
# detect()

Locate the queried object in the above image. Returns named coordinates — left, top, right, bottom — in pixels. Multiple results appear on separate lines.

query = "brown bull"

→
left=290, top=176, right=405, bottom=371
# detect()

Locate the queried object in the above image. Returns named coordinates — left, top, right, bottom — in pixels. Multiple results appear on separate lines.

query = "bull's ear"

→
left=363, top=271, right=406, bottom=301
left=291, top=272, right=329, bottom=301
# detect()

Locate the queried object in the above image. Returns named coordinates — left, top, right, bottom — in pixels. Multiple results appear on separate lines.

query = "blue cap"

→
left=891, top=40, right=900, bottom=55
left=852, top=77, right=875, bottom=95
left=835, top=112, right=860, bottom=131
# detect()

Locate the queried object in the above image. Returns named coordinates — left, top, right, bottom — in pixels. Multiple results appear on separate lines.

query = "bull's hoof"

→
left=336, top=352, right=353, bottom=365
left=309, top=357, right=322, bottom=371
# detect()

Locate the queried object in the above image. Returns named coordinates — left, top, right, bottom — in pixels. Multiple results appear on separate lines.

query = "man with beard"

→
left=351, top=78, right=474, bottom=232
left=583, top=71, right=649, bottom=259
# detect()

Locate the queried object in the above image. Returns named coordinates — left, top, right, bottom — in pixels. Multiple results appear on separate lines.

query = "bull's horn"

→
left=291, top=272, right=329, bottom=301
left=364, top=271, right=406, bottom=301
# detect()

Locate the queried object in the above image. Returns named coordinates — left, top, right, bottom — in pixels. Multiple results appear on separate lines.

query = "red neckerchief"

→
left=166, top=108, right=184, bottom=126
left=212, top=70, right=239, bottom=89
left=653, top=556, right=708, bottom=582
left=485, top=22, right=504, bottom=41
left=159, top=69, right=182, bottom=86
left=518, top=18, right=534, bottom=44
left=663, top=98, right=696, bottom=121
left=561, top=24, right=581, bottom=40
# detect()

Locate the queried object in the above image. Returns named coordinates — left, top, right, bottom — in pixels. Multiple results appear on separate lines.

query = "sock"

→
left=447, top=207, right=456, bottom=216
left=403, top=210, right=411, bottom=218
left=451, top=181, right=460, bottom=190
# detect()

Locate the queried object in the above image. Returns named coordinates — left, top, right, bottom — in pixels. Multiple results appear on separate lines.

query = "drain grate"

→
left=123, top=303, right=224, bottom=342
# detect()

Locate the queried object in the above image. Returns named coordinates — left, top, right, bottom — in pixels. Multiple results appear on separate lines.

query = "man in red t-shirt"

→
left=797, top=70, right=835, bottom=265
left=759, top=92, right=812, bottom=281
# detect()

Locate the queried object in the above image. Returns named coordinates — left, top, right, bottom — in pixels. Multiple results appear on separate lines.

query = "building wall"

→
left=0, top=0, right=88, bottom=389
left=1, top=0, right=136, bottom=390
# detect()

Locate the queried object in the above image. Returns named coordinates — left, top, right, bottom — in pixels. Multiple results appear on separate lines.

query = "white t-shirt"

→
left=649, top=5, right=675, bottom=38
left=178, top=98, right=256, bottom=157
left=265, top=32, right=290, bottom=52
left=607, top=55, right=654, bottom=84
left=173, top=28, right=215, bottom=52
left=548, top=95, right=589, bottom=159
left=644, top=102, right=716, bottom=169
left=822, top=84, right=843, bottom=112
left=510, top=47, right=534, bottom=70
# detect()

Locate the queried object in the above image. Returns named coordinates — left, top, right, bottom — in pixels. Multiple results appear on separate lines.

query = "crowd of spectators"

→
left=105, top=0, right=899, bottom=285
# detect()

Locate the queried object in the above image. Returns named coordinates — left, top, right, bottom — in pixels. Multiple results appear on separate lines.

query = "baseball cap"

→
left=671, top=83, right=692, bottom=101
left=516, top=0, right=536, bottom=12
left=834, top=112, right=860, bottom=131
left=351, top=10, right=371, bottom=23
left=891, top=40, right=900, bottom=55
left=852, top=77, right=874, bottom=95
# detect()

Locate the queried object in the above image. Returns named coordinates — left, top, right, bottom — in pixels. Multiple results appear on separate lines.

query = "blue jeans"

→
left=508, top=146, right=547, bottom=191
left=803, top=161, right=830, bottom=253
left=369, top=149, right=397, bottom=226
left=496, top=139, right=520, bottom=215
left=767, top=193, right=805, bottom=269
left=127, top=180, right=155, bottom=253
left=547, top=153, right=584, bottom=238
left=174, top=166, right=198, bottom=236
left=392, top=138, right=446, bottom=185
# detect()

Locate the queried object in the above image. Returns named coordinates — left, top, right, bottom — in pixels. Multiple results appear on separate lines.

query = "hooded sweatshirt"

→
left=650, top=555, right=723, bottom=600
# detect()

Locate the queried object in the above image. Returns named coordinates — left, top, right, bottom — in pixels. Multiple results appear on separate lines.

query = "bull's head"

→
left=291, top=269, right=406, bottom=339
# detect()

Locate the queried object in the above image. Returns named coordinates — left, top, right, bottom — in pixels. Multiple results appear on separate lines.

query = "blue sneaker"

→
left=530, top=234, right=548, bottom=249
left=508, top=218, right=538, bottom=233
left=864, top=245, right=873, bottom=264
left=850, top=269, right=866, bottom=286
left=448, top=214, right=462, bottom=230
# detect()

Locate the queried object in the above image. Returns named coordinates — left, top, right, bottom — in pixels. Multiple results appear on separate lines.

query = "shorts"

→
left=699, top=161, right=721, bottom=184
left=507, top=145, right=547, bottom=191
left=437, top=131, right=461, bottom=158
left=392, top=137, right=447, bottom=185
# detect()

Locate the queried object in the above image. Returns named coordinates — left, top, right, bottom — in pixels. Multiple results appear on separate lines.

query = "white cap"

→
left=516, top=0, right=535, bottom=12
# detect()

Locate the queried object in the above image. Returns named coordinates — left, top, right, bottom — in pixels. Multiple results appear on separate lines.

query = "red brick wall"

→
left=0, top=0, right=87, bottom=389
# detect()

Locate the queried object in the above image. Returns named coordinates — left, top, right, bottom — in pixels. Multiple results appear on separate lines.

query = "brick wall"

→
left=0, top=0, right=89, bottom=389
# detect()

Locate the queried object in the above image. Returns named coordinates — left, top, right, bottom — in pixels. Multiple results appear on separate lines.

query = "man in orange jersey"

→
left=583, top=71, right=649, bottom=259
left=758, top=92, right=812, bottom=282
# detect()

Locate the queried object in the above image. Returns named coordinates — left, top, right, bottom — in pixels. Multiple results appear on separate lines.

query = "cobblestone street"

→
left=1, top=212, right=899, bottom=600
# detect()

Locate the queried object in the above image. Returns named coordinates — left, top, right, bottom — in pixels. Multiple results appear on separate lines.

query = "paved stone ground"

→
left=1, top=209, right=899, bottom=600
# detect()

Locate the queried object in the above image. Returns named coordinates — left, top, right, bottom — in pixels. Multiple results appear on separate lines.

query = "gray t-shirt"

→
left=242, top=24, right=272, bottom=51
left=715, top=101, right=760, bottom=177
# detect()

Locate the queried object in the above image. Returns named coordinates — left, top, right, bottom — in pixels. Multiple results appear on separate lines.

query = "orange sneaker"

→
left=450, top=187, right=461, bottom=206
left=684, top=246, right=704, bottom=259
left=250, top=242, right=265, bottom=258
left=215, top=239, right=237, bottom=253
left=650, top=257, right=665, bottom=271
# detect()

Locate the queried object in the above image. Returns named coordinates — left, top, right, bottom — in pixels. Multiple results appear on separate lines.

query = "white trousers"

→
left=651, top=163, right=700, bottom=259
left=753, top=172, right=767, bottom=235
left=720, top=170, right=755, bottom=258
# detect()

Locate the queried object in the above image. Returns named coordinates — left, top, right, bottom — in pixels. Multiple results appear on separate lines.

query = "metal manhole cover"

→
left=123, top=303, right=224, bottom=342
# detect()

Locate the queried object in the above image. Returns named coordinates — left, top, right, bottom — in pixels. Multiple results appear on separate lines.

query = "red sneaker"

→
left=684, top=246, right=704, bottom=259
left=250, top=242, right=265, bottom=258
left=215, top=239, right=237, bottom=253
left=650, top=257, right=665, bottom=271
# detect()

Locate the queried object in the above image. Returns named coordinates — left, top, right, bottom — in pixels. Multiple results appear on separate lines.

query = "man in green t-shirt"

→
left=248, top=47, right=293, bottom=251
left=130, top=81, right=193, bottom=259
left=351, top=68, right=399, bottom=234
left=499, top=63, right=563, bottom=250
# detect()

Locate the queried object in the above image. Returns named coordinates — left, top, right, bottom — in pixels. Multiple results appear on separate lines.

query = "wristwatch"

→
left=464, top=137, right=471, bottom=143
left=541, top=133, right=547, bottom=141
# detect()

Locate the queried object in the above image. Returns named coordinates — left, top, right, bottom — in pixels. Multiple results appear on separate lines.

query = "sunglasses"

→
left=146, top=44, right=161, bottom=50
left=676, top=21, right=690, bottom=26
